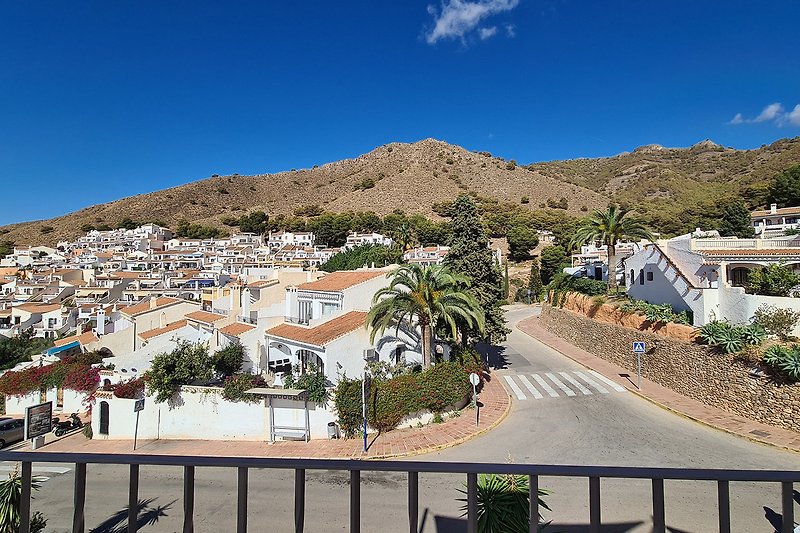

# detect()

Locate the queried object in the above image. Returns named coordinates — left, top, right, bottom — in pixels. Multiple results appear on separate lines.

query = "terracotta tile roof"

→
left=296, top=271, right=385, bottom=292
left=16, top=303, right=61, bottom=313
left=54, top=331, right=99, bottom=347
left=138, top=320, right=189, bottom=340
left=219, top=322, right=256, bottom=337
left=699, top=248, right=800, bottom=256
left=266, top=311, right=367, bottom=347
left=185, top=310, right=228, bottom=324
left=751, top=206, right=800, bottom=217
left=122, top=297, right=183, bottom=317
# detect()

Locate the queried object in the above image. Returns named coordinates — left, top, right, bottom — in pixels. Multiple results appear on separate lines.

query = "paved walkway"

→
left=33, top=371, right=510, bottom=459
left=518, top=315, right=800, bottom=453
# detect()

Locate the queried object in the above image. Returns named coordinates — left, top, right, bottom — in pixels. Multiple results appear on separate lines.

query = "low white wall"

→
left=718, top=286, right=800, bottom=335
left=4, top=389, right=89, bottom=416
left=4, top=392, right=42, bottom=415
left=92, top=387, right=337, bottom=441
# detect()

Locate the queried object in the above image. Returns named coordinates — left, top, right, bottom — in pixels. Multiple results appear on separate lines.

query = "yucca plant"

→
left=458, top=474, right=551, bottom=533
left=763, top=345, right=790, bottom=366
left=0, top=468, right=47, bottom=533
left=778, top=349, right=800, bottom=381
left=739, top=324, right=766, bottom=346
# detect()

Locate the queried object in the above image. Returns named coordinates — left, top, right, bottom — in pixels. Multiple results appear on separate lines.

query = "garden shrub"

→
left=0, top=359, right=99, bottom=398
left=212, top=344, right=245, bottom=377
left=333, top=376, right=363, bottom=438
left=146, top=341, right=213, bottom=403
left=618, top=299, right=691, bottom=325
left=752, top=304, right=800, bottom=340
left=283, top=364, right=329, bottom=403
left=222, top=373, right=266, bottom=403
left=112, top=377, right=145, bottom=399
left=697, top=322, right=765, bottom=354
left=762, top=344, right=800, bottom=381
left=746, top=263, right=800, bottom=297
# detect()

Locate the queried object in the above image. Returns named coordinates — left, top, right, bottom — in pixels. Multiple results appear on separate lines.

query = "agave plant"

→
left=739, top=324, right=766, bottom=346
left=716, top=328, right=744, bottom=354
left=778, top=349, right=800, bottom=381
left=698, top=321, right=732, bottom=346
left=458, top=473, right=551, bottom=533
left=0, top=469, right=47, bottom=533
left=763, top=345, right=790, bottom=366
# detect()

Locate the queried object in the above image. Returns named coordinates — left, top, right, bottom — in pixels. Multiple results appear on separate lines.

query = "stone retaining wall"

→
left=540, top=305, right=800, bottom=434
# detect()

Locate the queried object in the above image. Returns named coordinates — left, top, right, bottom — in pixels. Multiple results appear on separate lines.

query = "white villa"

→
left=625, top=232, right=800, bottom=333
left=752, top=203, right=800, bottom=238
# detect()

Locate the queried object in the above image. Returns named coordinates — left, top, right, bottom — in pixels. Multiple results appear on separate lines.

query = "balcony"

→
left=284, top=316, right=310, bottom=325
left=692, top=237, right=800, bottom=250
left=0, top=451, right=797, bottom=533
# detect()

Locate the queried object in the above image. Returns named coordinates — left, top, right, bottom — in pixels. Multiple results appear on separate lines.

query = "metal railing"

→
left=284, top=316, right=309, bottom=325
left=0, top=452, right=797, bottom=533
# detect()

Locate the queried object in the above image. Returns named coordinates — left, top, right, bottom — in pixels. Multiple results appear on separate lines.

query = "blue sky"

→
left=1, top=1, right=799, bottom=225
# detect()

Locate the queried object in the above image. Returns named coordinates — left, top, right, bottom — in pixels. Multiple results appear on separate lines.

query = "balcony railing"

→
left=692, top=237, right=800, bottom=250
left=0, top=451, right=797, bottom=533
left=284, top=316, right=310, bottom=325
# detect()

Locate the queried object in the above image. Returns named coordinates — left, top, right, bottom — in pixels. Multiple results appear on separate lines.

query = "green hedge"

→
left=333, top=361, right=472, bottom=437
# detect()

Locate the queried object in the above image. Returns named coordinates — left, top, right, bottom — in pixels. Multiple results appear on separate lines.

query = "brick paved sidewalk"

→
left=33, top=371, right=511, bottom=459
left=518, top=315, right=800, bottom=453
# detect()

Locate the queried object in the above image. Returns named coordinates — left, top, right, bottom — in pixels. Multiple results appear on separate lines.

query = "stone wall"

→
left=540, top=305, right=800, bottom=434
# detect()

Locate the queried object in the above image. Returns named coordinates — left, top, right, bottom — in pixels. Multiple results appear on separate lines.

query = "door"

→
left=99, top=401, right=110, bottom=435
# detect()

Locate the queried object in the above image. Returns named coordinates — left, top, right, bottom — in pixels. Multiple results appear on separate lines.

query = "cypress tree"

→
left=443, top=195, right=510, bottom=344
left=528, top=258, right=544, bottom=302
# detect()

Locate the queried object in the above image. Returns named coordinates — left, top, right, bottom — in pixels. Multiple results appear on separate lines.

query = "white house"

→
left=625, top=232, right=800, bottom=333
left=344, top=232, right=394, bottom=249
left=752, top=203, right=800, bottom=238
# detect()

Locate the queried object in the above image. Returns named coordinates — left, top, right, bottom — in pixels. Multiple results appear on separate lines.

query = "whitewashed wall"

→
left=4, top=392, right=42, bottom=415
left=4, top=389, right=88, bottom=415
left=92, top=387, right=337, bottom=440
left=717, top=286, right=800, bottom=335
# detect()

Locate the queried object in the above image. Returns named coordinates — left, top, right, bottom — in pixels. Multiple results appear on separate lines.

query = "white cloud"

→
left=478, top=26, right=497, bottom=40
left=787, top=105, right=800, bottom=126
left=505, top=24, right=516, bottom=37
left=728, top=113, right=744, bottom=125
left=425, top=0, right=520, bottom=44
left=753, top=102, right=784, bottom=123
left=727, top=102, right=800, bottom=127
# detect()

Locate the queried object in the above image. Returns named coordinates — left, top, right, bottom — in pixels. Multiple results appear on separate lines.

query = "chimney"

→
left=770, top=203, right=777, bottom=214
left=149, top=297, right=157, bottom=310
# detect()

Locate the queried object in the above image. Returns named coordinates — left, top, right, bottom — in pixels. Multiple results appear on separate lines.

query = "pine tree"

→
left=443, top=195, right=509, bottom=344
left=528, top=258, right=544, bottom=302
left=718, top=198, right=755, bottom=238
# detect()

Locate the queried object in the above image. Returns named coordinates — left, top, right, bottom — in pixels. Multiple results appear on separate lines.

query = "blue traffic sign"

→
left=632, top=341, right=646, bottom=353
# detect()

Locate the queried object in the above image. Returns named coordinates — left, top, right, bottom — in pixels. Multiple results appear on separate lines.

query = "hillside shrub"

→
left=618, top=299, right=691, bottom=325
left=751, top=304, right=800, bottom=340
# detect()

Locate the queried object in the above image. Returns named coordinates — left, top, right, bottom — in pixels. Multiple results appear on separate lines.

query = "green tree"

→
left=443, top=195, right=509, bottom=344
left=747, top=264, right=800, bottom=297
left=527, top=258, right=544, bottom=302
left=238, top=211, right=269, bottom=234
left=116, top=217, right=139, bottom=230
left=506, top=226, right=539, bottom=261
left=570, top=205, right=654, bottom=292
left=539, top=245, right=567, bottom=285
left=321, top=244, right=403, bottom=272
left=212, top=343, right=245, bottom=377
left=0, top=329, right=53, bottom=370
left=718, top=198, right=755, bottom=238
left=367, top=264, right=484, bottom=368
left=0, top=241, right=13, bottom=260
left=767, top=164, right=800, bottom=208
left=146, top=341, right=213, bottom=403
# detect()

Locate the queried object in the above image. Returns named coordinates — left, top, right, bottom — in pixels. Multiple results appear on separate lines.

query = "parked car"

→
left=0, top=418, right=25, bottom=448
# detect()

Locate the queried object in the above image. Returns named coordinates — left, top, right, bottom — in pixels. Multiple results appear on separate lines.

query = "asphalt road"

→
left=12, top=306, right=800, bottom=532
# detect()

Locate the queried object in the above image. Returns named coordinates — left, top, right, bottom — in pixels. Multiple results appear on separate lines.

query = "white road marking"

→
left=559, top=372, right=592, bottom=395
left=545, top=372, right=576, bottom=397
left=518, top=375, right=544, bottom=399
left=531, top=374, right=560, bottom=398
left=588, top=370, right=627, bottom=392
left=503, top=375, right=527, bottom=400
left=574, top=371, right=610, bottom=394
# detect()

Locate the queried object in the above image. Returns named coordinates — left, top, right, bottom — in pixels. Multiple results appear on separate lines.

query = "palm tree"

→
left=570, top=205, right=654, bottom=292
left=367, top=264, right=485, bottom=368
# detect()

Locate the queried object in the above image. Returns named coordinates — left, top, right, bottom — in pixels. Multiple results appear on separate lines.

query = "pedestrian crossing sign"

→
left=632, top=341, right=646, bottom=353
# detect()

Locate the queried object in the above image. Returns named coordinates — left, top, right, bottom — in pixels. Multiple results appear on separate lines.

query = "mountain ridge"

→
left=3, top=137, right=800, bottom=246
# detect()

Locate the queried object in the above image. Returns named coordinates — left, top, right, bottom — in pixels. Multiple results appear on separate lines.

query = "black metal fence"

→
left=0, top=451, right=797, bottom=533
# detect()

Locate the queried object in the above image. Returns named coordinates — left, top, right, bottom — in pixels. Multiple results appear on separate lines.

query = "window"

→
left=639, top=269, right=644, bottom=285
left=646, top=271, right=654, bottom=282
left=394, top=346, right=404, bottom=364
left=630, top=269, right=635, bottom=285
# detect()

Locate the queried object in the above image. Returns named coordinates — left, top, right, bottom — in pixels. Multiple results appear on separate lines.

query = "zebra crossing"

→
left=502, top=370, right=627, bottom=401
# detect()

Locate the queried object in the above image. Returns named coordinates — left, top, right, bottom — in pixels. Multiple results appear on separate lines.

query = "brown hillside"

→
left=0, top=139, right=606, bottom=246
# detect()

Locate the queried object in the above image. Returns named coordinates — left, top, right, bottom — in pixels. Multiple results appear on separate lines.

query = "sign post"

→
left=25, top=401, right=53, bottom=450
left=133, top=398, right=145, bottom=451
left=469, top=373, right=480, bottom=427
left=632, top=341, right=646, bottom=390
left=361, top=371, right=370, bottom=454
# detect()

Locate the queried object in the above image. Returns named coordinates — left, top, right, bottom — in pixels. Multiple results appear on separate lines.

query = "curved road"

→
left=16, top=306, right=800, bottom=532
